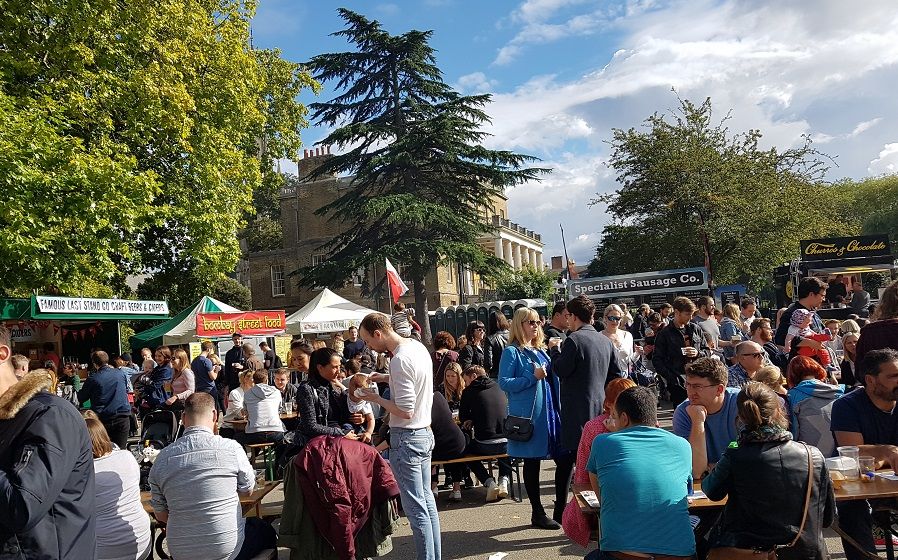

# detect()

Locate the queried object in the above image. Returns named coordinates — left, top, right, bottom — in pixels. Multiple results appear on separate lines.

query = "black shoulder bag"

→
left=502, top=348, right=541, bottom=442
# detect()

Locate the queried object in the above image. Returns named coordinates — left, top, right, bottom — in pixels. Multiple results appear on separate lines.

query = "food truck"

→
left=773, top=234, right=895, bottom=319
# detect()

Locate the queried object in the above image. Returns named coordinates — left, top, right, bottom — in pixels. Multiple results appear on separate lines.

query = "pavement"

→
left=267, top=406, right=856, bottom=559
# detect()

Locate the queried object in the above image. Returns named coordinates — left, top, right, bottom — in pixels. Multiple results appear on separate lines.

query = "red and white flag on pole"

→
left=385, top=258, right=409, bottom=303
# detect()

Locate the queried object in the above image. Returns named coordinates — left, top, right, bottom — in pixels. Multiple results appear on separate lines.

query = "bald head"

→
left=735, top=341, right=765, bottom=375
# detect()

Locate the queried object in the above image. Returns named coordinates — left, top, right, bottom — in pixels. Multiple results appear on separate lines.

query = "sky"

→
left=251, top=0, right=898, bottom=268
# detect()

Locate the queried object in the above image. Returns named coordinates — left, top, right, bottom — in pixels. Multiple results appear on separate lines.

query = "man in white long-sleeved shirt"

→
left=359, top=313, right=440, bottom=560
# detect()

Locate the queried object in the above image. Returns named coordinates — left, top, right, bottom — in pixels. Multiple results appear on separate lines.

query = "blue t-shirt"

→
left=191, top=355, right=216, bottom=393
left=831, top=386, right=898, bottom=445
left=673, top=387, right=741, bottom=465
left=586, top=426, right=695, bottom=556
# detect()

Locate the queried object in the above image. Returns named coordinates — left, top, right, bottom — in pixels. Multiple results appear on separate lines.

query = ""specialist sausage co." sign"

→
left=568, top=267, right=708, bottom=299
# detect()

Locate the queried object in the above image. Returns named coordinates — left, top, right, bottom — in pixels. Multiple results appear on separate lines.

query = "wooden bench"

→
left=246, top=443, right=276, bottom=479
left=430, top=454, right=523, bottom=502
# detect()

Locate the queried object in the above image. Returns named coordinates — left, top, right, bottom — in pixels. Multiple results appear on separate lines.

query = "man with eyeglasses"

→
left=749, top=318, right=788, bottom=372
left=726, top=341, right=765, bottom=389
left=672, top=357, right=740, bottom=479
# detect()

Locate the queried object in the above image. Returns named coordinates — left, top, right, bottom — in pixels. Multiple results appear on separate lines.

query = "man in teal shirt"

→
left=587, top=386, right=695, bottom=559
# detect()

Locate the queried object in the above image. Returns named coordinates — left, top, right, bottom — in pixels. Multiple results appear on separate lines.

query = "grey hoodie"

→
left=787, top=380, right=845, bottom=457
left=244, top=383, right=284, bottom=433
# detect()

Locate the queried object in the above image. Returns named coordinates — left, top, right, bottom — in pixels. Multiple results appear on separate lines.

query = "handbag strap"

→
left=781, top=443, right=814, bottom=549
left=520, top=347, right=543, bottom=421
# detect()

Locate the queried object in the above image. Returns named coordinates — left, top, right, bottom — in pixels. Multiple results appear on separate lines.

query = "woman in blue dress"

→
left=499, top=307, right=562, bottom=529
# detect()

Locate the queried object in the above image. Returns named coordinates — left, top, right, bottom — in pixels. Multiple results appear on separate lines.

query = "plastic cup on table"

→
left=859, top=456, right=876, bottom=482
left=837, top=446, right=860, bottom=481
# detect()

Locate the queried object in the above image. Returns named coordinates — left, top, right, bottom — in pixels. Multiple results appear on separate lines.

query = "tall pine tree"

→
left=300, top=9, right=547, bottom=344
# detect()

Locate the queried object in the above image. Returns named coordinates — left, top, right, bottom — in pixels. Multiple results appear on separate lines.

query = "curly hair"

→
left=786, top=355, right=827, bottom=388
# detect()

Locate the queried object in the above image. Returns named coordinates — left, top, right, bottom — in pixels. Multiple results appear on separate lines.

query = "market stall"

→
left=129, top=296, right=239, bottom=349
left=285, top=288, right=384, bottom=335
left=1, top=295, right=170, bottom=368
left=774, top=234, right=896, bottom=317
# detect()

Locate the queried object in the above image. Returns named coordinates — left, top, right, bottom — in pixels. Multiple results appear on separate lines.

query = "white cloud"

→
left=453, top=72, right=498, bottom=94
left=869, top=143, right=898, bottom=175
left=483, top=0, right=898, bottom=265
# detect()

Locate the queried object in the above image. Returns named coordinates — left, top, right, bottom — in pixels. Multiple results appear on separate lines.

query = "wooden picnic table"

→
left=141, top=479, right=281, bottom=519
left=226, top=412, right=297, bottom=431
left=573, top=480, right=727, bottom=515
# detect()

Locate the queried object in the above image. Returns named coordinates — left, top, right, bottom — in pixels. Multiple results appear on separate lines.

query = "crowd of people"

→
left=2, top=275, right=898, bottom=559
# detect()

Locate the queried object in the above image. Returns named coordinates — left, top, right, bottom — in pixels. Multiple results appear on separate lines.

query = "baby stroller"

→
left=130, top=409, right=180, bottom=491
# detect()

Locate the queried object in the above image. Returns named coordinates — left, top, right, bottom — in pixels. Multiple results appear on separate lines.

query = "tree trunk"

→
left=695, top=209, right=715, bottom=295
left=413, top=276, right=433, bottom=350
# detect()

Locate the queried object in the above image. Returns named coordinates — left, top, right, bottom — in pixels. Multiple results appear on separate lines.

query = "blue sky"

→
left=252, top=0, right=898, bottom=267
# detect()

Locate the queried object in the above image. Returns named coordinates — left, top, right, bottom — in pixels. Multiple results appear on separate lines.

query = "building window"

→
left=311, top=254, right=326, bottom=267
left=351, top=266, right=365, bottom=286
left=270, top=264, right=285, bottom=297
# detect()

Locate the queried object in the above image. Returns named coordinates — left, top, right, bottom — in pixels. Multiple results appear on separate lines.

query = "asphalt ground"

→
left=269, top=405, right=856, bottom=559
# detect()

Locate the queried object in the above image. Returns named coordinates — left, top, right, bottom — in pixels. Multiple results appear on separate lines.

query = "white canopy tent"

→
left=285, top=288, right=385, bottom=335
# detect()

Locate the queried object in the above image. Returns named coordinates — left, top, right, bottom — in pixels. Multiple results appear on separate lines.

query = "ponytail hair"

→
left=737, top=382, right=787, bottom=431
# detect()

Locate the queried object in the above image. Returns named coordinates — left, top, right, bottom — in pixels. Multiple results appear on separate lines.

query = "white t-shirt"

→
left=388, top=339, right=433, bottom=430
left=94, top=450, right=152, bottom=560
left=223, top=387, right=245, bottom=426
left=347, top=397, right=373, bottom=416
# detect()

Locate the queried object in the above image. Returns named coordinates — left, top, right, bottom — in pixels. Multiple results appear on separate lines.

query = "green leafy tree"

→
left=0, top=0, right=316, bottom=297
left=298, top=9, right=548, bottom=344
left=496, top=266, right=558, bottom=301
left=845, top=174, right=898, bottom=253
left=590, top=96, right=852, bottom=292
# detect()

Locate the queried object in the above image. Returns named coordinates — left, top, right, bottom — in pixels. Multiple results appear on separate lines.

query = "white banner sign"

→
left=300, top=319, right=360, bottom=333
left=36, top=296, right=169, bottom=315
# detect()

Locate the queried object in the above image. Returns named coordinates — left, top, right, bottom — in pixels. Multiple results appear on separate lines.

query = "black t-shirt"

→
left=831, top=387, right=898, bottom=445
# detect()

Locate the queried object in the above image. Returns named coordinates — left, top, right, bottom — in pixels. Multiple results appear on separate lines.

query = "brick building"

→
left=246, top=148, right=545, bottom=313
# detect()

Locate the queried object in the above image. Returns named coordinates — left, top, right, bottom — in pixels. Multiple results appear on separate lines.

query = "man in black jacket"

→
left=652, top=296, right=712, bottom=406
left=542, top=301, right=569, bottom=361
left=551, top=295, right=622, bottom=522
left=223, top=332, right=245, bottom=393
left=0, top=325, right=96, bottom=559
left=459, top=365, right=512, bottom=502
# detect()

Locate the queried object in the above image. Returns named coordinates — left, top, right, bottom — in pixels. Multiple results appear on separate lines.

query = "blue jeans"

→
left=391, top=427, right=441, bottom=560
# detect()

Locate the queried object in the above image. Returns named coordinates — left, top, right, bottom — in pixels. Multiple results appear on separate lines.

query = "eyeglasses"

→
left=684, top=382, right=719, bottom=391
left=525, top=320, right=540, bottom=326
left=606, top=316, right=622, bottom=322
left=474, top=327, right=485, bottom=331
left=738, top=352, right=764, bottom=358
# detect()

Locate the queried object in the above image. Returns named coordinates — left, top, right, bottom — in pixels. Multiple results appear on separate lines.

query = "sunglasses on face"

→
left=525, top=320, right=540, bottom=326
left=606, top=316, right=622, bottom=322
left=739, top=352, right=764, bottom=358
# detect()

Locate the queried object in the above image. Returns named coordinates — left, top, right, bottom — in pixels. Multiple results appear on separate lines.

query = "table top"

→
left=141, top=480, right=281, bottom=516
left=574, top=471, right=898, bottom=516
left=573, top=481, right=727, bottom=514
left=226, top=413, right=297, bottom=427
left=834, top=471, right=898, bottom=501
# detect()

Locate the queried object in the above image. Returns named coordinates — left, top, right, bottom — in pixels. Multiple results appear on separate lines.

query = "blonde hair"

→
left=604, top=304, right=623, bottom=318
left=442, top=362, right=465, bottom=402
left=840, top=319, right=861, bottom=335
left=509, top=307, right=544, bottom=348
left=348, top=373, right=370, bottom=394
left=753, top=366, right=785, bottom=392
left=723, top=303, right=740, bottom=322
left=172, top=348, right=190, bottom=375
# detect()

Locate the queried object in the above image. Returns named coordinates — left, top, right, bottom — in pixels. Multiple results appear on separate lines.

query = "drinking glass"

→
left=837, top=446, right=860, bottom=480
left=859, top=456, right=876, bottom=482
left=284, top=401, right=293, bottom=415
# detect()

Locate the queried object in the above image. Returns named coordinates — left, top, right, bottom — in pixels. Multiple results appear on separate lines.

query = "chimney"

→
left=551, top=256, right=563, bottom=270
left=298, top=145, right=336, bottom=179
